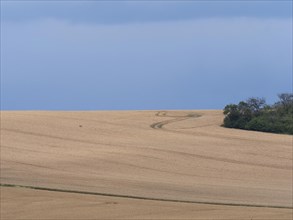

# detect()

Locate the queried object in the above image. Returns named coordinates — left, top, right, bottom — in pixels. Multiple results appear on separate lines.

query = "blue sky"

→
left=1, top=1, right=292, bottom=110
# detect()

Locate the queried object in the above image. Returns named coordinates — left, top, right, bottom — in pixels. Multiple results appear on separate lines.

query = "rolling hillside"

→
left=1, top=110, right=292, bottom=219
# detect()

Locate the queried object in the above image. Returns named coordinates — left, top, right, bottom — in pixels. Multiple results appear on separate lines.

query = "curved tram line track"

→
left=150, top=111, right=201, bottom=130
left=150, top=111, right=287, bottom=146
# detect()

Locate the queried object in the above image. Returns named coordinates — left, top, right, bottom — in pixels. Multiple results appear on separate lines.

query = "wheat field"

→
left=1, top=110, right=292, bottom=219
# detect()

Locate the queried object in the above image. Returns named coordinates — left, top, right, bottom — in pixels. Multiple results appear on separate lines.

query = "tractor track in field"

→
left=149, top=111, right=291, bottom=170
left=1, top=184, right=292, bottom=209
left=150, top=111, right=201, bottom=130
left=150, top=111, right=288, bottom=146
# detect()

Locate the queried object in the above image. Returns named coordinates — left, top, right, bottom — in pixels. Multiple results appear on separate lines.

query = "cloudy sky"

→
left=1, top=1, right=292, bottom=110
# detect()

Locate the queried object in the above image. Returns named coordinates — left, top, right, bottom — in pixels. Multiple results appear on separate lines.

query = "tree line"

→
left=223, top=93, right=293, bottom=134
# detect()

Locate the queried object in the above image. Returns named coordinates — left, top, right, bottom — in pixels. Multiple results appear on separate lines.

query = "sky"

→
left=1, top=1, right=292, bottom=110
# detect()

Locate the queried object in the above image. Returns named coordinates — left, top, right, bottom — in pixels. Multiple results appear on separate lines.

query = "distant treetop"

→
left=223, top=93, right=293, bottom=135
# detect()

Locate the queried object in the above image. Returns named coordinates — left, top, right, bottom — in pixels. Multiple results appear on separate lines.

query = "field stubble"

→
left=0, top=110, right=292, bottom=219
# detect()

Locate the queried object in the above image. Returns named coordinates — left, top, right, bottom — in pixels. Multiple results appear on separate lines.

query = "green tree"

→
left=222, top=93, right=293, bottom=135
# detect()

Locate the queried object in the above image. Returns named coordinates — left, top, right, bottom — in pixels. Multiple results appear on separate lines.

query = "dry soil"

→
left=0, top=110, right=292, bottom=219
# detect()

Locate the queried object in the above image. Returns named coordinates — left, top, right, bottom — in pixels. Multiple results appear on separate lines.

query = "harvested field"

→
left=0, top=110, right=292, bottom=219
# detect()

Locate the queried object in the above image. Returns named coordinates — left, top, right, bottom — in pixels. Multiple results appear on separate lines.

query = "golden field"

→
left=0, top=110, right=292, bottom=219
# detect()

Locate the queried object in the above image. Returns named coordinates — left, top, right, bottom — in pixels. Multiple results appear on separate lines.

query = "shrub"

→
left=223, top=93, right=293, bottom=135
